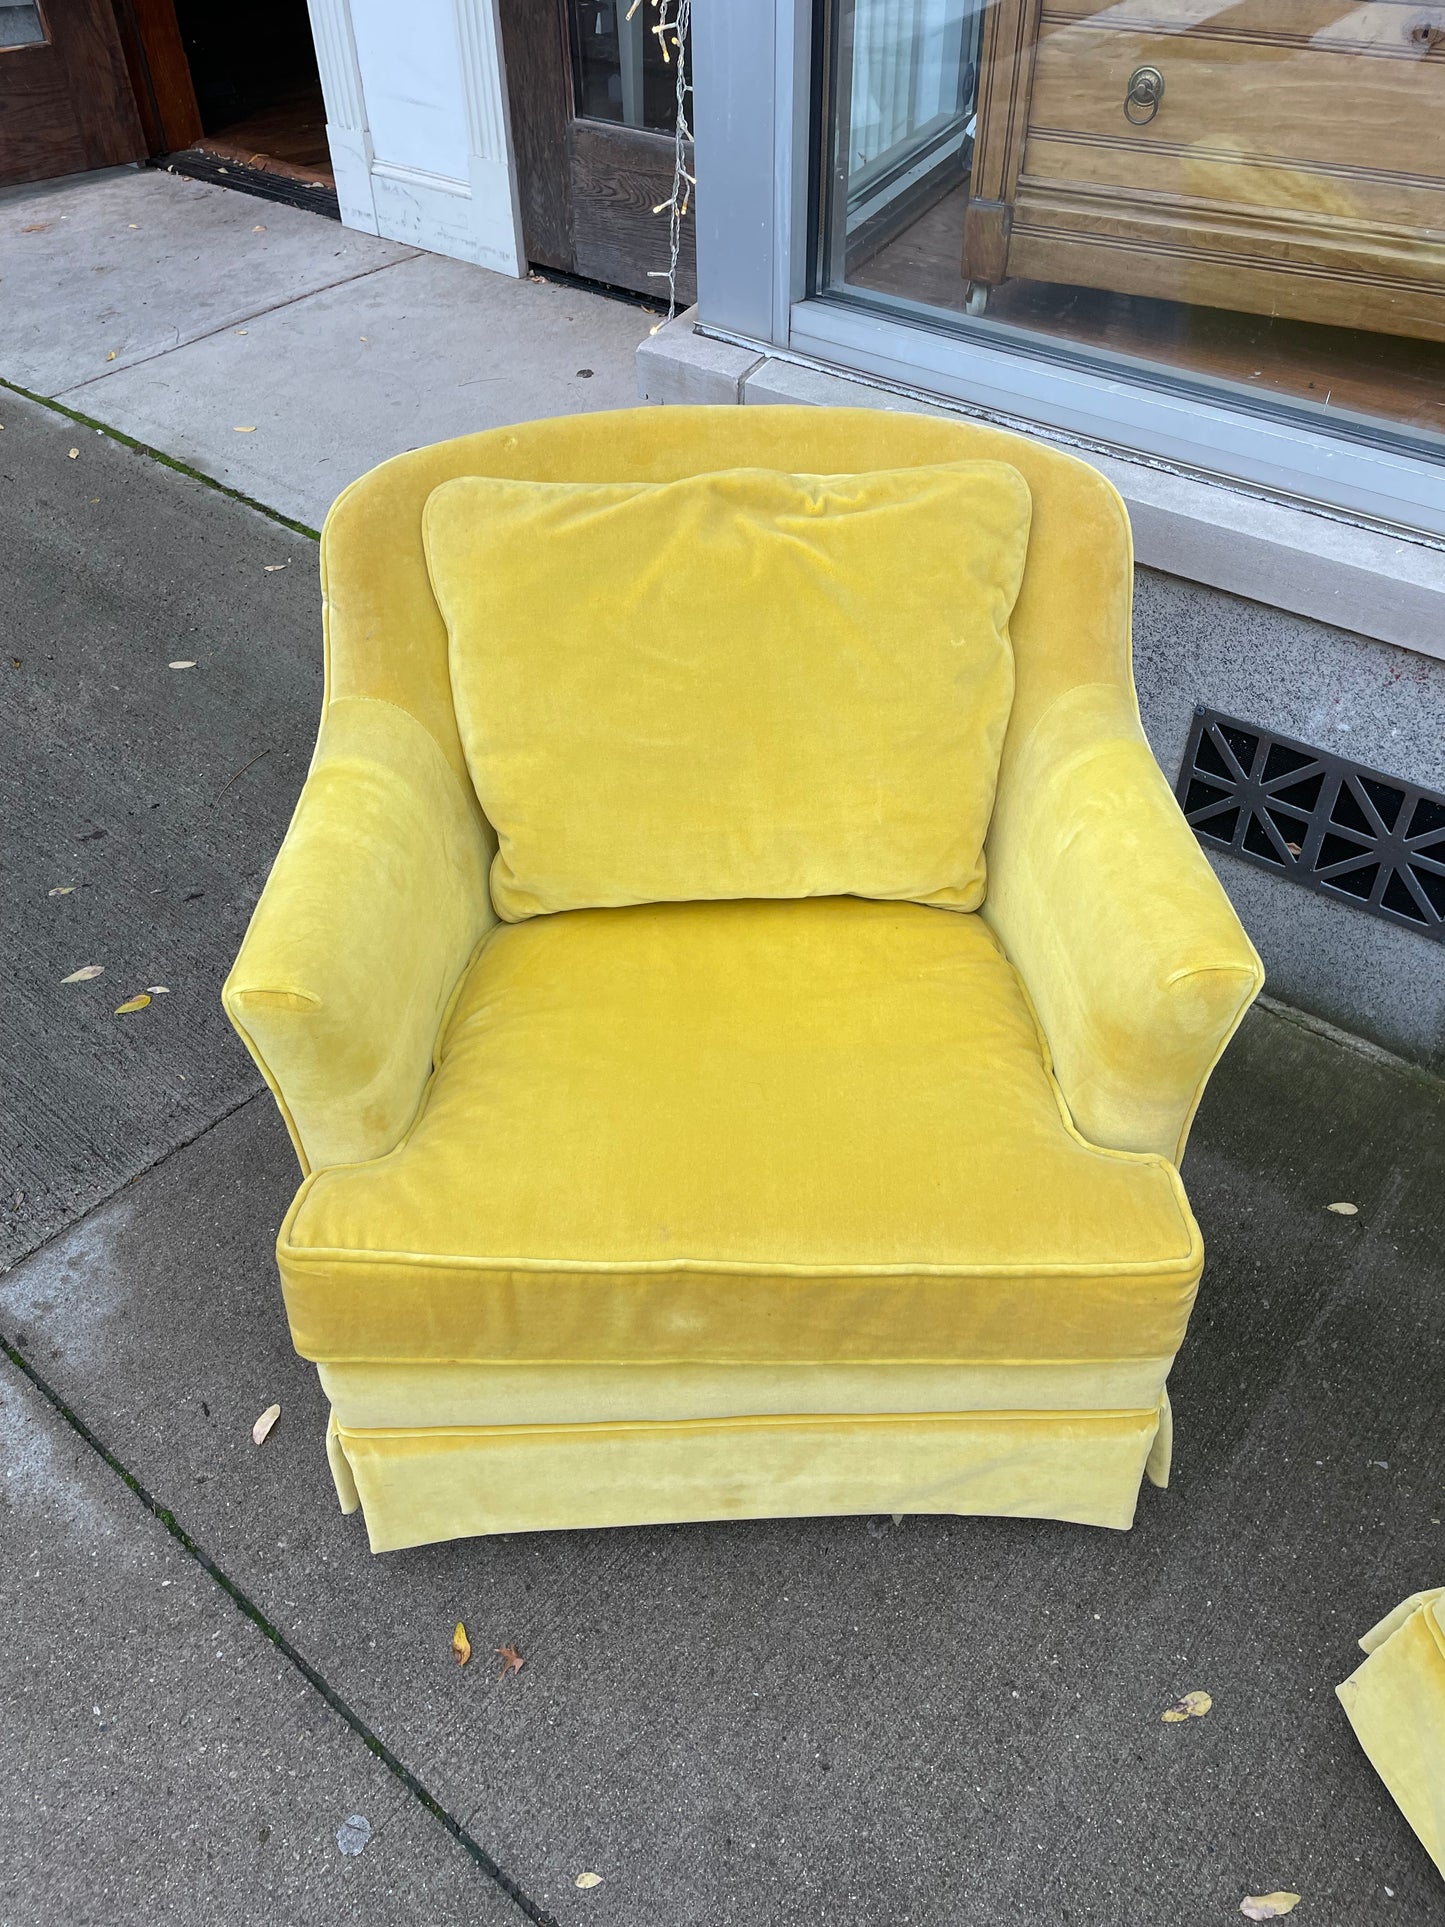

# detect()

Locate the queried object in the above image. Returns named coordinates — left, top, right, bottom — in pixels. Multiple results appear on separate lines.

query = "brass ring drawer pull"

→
left=1124, top=64, right=1165, bottom=125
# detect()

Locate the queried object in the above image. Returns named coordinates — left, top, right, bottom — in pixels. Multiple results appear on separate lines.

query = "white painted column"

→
left=456, top=0, right=526, bottom=267
left=308, top=0, right=525, bottom=275
left=306, top=0, right=378, bottom=234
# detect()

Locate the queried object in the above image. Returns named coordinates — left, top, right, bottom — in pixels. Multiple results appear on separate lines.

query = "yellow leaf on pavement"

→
left=61, top=964, right=103, bottom=982
left=233, top=425, right=256, bottom=433
left=452, top=1623, right=471, bottom=1666
left=169, top=661, right=196, bottom=670
left=67, top=448, right=79, bottom=459
left=1240, top=1894, right=1300, bottom=1920
left=114, top=993, right=151, bottom=1015
left=49, top=885, right=74, bottom=896
left=1161, top=1690, right=1213, bottom=1723
left=251, top=1403, right=281, bottom=1446
left=1326, top=1202, right=1358, bottom=1216
left=575, top=1872, right=602, bottom=1889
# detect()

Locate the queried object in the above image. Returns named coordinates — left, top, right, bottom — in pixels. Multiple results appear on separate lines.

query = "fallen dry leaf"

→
left=251, top=1402, right=281, bottom=1446
left=452, top=1622, right=472, bottom=1667
left=263, top=562, right=289, bottom=573
left=1161, top=1690, right=1213, bottom=1723
left=496, top=1644, right=525, bottom=1681
left=144, top=984, right=170, bottom=995
left=21, top=222, right=47, bottom=232
left=105, top=350, right=117, bottom=362
left=61, top=964, right=103, bottom=982
left=48, top=885, right=74, bottom=897
left=233, top=425, right=256, bottom=433
left=169, top=660, right=196, bottom=670
left=575, top=1872, right=603, bottom=1890
left=67, top=448, right=78, bottom=459
left=114, top=993, right=151, bottom=1015
left=1326, top=1202, right=1358, bottom=1216
left=1240, top=1894, right=1300, bottom=1920
left=252, top=223, right=267, bottom=233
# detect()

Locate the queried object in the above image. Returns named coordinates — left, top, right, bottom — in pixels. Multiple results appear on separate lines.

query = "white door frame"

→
left=307, top=0, right=525, bottom=276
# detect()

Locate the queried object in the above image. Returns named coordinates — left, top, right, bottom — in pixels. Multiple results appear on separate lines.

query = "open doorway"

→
left=170, top=0, right=332, bottom=195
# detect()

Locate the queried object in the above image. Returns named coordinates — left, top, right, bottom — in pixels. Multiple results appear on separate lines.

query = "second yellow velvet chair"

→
left=224, top=404, right=1262, bottom=1553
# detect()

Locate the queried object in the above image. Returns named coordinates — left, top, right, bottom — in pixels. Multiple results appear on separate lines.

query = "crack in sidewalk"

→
left=0, top=1334, right=562, bottom=1927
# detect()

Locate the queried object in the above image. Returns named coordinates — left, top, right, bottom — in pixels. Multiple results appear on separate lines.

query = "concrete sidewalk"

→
left=4, top=165, right=1444, bottom=1926
left=1, top=165, right=657, bottom=531
left=1, top=1365, right=515, bottom=1927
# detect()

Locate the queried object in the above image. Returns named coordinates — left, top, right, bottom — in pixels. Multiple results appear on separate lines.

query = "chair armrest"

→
left=983, top=683, right=1263, bottom=1162
left=223, top=696, right=495, bottom=1174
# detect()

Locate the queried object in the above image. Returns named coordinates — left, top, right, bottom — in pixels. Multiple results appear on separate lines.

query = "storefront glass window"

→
left=818, top=0, right=1445, bottom=452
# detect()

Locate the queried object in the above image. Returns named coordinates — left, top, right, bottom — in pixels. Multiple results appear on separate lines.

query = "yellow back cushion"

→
left=422, top=463, right=1031, bottom=921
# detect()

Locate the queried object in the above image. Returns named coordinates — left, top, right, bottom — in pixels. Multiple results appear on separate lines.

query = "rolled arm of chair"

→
left=983, top=682, right=1264, bottom=1163
left=223, top=695, right=496, bottom=1175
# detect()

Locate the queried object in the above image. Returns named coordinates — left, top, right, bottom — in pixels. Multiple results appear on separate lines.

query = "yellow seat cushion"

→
left=280, top=897, right=1201, bottom=1365
left=421, top=464, right=1031, bottom=920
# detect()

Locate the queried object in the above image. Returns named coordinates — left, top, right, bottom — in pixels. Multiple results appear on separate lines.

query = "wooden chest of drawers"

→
left=963, top=0, right=1445, bottom=341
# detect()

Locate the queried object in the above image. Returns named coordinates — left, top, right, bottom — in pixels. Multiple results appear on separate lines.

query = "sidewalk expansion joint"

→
left=0, top=1333, right=562, bottom=1927
left=53, top=254, right=423, bottom=400
left=3, top=1085, right=270, bottom=1280
left=0, top=374, right=321, bottom=543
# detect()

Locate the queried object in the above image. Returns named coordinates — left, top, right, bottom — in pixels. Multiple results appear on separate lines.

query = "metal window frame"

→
left=691, top=0, right=1445, bottom=541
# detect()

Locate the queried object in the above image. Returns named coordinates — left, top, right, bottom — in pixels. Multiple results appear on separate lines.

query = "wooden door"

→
left=499, top=0, right=695, bottom=302
left=0, top=0, right=148, bottom=188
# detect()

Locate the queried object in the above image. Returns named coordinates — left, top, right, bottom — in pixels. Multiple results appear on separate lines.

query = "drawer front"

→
left=1023, top=1, right=1445, bottom=230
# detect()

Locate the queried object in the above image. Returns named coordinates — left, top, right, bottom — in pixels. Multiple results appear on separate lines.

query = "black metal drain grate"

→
left=1177, top=707, right=1445, bottom=942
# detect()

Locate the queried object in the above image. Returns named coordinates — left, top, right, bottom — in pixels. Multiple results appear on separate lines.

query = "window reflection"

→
left=820, top=0, right=1445, bottom=446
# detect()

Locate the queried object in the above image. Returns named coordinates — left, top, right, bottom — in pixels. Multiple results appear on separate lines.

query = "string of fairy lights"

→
left=626, top=0, right=693, bottom=323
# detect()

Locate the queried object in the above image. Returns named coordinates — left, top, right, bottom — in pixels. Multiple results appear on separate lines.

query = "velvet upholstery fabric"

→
left=330, top=1405, right=1172, bottom=1554
left=281, top=898, right=1201, bottom=1366
left=223, top=405, right=1265, bottom=1552
left=235, top=404, right=1263, bottom=1165
left=423, top=464, right=1030, bottom=919
left=225, top=696, right=495, bottom=1173
left=316, top=1357, right=1178, bottom=1428
left=1337, top=1589, right=1445, bottom=1878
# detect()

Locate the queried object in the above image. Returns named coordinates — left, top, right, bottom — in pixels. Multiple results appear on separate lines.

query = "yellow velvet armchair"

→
left=224, top=405, right=1262, bottom=1554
